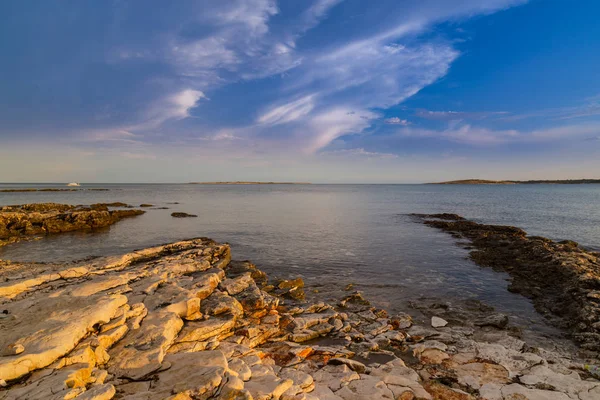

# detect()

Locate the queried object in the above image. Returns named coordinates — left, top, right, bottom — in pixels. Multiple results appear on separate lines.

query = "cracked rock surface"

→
left=1, top=238, right=599, bottom=399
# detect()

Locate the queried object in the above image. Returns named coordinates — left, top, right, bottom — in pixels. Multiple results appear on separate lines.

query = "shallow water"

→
left=1, top=183, right=600, bottom=342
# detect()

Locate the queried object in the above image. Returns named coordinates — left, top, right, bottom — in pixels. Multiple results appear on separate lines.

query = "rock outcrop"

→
left=0, top=203, right=145, bottom=247
left=1, top=239, right=598, bottom=399
left=414, top=213, right=600, bottom=351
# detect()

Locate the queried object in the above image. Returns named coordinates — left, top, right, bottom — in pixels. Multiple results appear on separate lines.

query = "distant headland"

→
left=189, top=181, right=311, bottom=185
left=430, top=179, right=600, bottom=185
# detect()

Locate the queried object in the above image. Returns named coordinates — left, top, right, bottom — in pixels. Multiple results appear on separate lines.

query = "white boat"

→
left=67, top=182, right=80, bottom=187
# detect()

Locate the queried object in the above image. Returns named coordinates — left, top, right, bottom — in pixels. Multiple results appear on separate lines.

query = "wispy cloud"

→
left=385, top=117, right=411, bottom=125
left=120, top=151, right=157, bottom=160
left=257, top=95, right=316, bottom=125
left=320, top=148, right=399, bottom=159
left=394, top=122, right=600, bottom=145
left=415, top=109, right=508, bottom=121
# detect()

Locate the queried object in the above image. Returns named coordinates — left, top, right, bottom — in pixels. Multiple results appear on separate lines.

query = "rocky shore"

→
left=0, top=203, right=145, bottom=248
left=1, top=238, right=598, bottom=399
left=414, top=214, right=600, bottom=353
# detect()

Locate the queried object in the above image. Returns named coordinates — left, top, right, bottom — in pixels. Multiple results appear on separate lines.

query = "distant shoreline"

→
left=189, top=181, right=311, bottom=185
left=429, top=179, right=600, bottom=185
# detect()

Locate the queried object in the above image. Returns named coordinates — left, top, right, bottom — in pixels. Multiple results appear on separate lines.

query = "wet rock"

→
left=474, top=314, right=509, bottom=329
left=0, top=203, right=144, bottom=247
left=171, top=212, right=198, bottom=218
left=328, top=358, right=368, bottom=374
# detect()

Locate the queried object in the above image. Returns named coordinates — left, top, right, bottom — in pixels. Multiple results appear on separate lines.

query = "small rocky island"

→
left=1, top=235, right=599, bottom=399
left=189, top=182, right=311, bottom=185
left=0, top=203, right=144, bottom=247
left=431, top=179, right=600, bottom=184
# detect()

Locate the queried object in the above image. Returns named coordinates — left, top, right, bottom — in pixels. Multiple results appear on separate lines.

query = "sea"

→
left=1, top=183, right=599, bottom=343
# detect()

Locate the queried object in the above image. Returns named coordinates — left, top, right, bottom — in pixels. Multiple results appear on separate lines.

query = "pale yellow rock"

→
left=52, top=343, right=97, bottom=369
left=100, top=305, right=130, bottom=333
left=66, top=275, right=132, bottom=297
left=201, top=291, right=244, bottom=318
left=335, top=375, right=394, bottom=400
left=0, top=294, right=127, bottom=382
left=500, top=383, right=571, bottom=400
left=245, top=375, right=294, bottom=400
left=220, top=273, right=254, bottom=296
left=228, top=358, right=252, bottom=381
left=455, top=362, right=509, bottom=390
left=108, top=310, right=183, bottom=380
left=59, top=267, right=89, bottom=280
left=176, top=316, right=236, bottom=343
left=126, top=303, right=148, bottom=329
left=0, top=365, right=93, bottom=400
left=95, top=325, right=129, bottom=350
left=0, top=273, right=62, bottom=299
left=74, top=383, right=116, bottom=400
left=119, top=351, right=228, bottom=400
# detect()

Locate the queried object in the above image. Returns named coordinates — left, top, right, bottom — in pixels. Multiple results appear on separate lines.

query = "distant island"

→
left=431, top=179, right=600, bottom=185
left=189, top=181, right=311, bottom=185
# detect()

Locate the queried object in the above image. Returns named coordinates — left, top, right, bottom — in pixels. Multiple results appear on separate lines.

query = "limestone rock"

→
left=0, top=294, right=127, bottom=382
left=108, top=310, right=183, bottom=380
left=431, top=317, right=448, bottom=328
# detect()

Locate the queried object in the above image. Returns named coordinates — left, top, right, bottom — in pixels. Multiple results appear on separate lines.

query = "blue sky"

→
left=1, top=0, right=599, bottom=183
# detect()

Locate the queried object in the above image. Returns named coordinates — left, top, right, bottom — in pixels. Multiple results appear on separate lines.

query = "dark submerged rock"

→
left=171, top=212, right=198, bottom=218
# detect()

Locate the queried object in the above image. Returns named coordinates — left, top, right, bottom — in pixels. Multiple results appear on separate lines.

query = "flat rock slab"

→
left=0, top=294, right=127, bottom=382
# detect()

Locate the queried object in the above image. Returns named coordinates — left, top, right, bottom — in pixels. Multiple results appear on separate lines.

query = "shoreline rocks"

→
left=414, top=213, right=600, bottom=351
left=1, top=239, right=598, bottom=399
left=0, top=203, right=145, bottom=248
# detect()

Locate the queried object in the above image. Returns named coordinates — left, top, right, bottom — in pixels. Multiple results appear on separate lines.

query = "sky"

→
left=1, top=0, right=599, bottom=183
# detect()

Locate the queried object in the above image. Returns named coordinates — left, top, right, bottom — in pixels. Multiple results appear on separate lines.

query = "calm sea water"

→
left=1, top=183, right=600, bottom=341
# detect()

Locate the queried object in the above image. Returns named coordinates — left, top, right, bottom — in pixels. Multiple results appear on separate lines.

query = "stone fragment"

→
left=176, top=316, right=235, bottom=343
left=423, top=382, right=474, bottom=400
left=335, top=374, right=394, bottom=399
left=328, top=358, right=368, bottom=374
left=279, top=368, right=314, bottom=389
left=431, top=317, right=448, bottom=328
left=75, top=384, right=116, bottom=400
left=220, top=273, right=254, bottom=296
left=202, top=292, right=244, bottom=318
left=474, top=314, right=509, bottom=329
left=244, top=375, right=293, bottom=400
left=499, top=383, right=571, bottom=400
left=455, top=362, right=509, bottom=390
left=228, top=358, right=252, bottom=381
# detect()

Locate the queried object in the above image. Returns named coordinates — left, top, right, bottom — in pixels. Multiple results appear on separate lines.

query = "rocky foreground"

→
left=414, top=214, right=600, bottom=352
left=0, top=203, right=145, bottom=247
left=1, top=239, right=599, bottom=399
